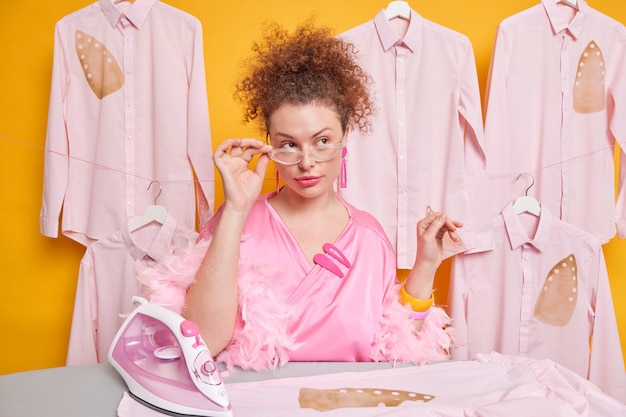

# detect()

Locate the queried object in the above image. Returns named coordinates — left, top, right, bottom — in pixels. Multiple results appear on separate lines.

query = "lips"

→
left=296, top=176, right=322, bottom=187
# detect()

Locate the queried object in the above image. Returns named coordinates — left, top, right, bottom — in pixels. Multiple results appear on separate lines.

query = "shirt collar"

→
left=373, top=8, right=421, bottom=52
left=501, top=202, right=552, bottom=251
left=99, top=0, right=157, bottom=29
left=540, top=0, right=588, bottom=40
left=122, top=213, right=178, bottom=261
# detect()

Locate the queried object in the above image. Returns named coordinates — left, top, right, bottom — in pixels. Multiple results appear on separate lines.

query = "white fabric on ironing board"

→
left=116, top=352, right=626, bottom=416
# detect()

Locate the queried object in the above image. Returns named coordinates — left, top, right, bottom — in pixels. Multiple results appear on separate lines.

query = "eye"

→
left=280, top=141, right=297, bottom=150
left=314, top=137, right=330, bottom=147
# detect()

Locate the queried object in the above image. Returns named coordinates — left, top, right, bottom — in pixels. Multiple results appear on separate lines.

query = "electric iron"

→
left=109, top=296, right=233, bottom=417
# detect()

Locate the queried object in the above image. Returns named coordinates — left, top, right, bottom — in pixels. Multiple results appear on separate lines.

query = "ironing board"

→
left=1, top=357, right=624, bottom=417
left=0, top=362, right=408, bottom=417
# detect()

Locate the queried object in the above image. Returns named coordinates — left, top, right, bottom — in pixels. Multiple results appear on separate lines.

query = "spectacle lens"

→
left=269, top=142, right=343, bottom=165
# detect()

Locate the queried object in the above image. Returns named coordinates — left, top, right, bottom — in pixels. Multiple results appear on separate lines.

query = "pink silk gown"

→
left=137, top=192, right=453, bottom=371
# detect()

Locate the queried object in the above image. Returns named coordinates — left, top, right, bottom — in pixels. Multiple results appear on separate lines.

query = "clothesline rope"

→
left=1, top=132, right=624, bottom=183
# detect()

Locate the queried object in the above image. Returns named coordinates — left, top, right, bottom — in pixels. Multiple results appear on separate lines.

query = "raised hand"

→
left=415, top=211, right=463, bottom=271
left=404, top=211, right=464, bottom=301
left=213, top=138, right=272, bottom=215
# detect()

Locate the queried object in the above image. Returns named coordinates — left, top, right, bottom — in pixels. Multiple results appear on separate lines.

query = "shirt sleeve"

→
left=66, top=252, right=99, bottom=365
left=40, top=21, right=69, bottom=238
left=588, top=247, right=626, bottom=403
left=185, top=19, right=214, bottom=227
left=483, top=23, right=510, bottom=156
left=610, top=33, right=626, bottom=238
left=459, top=39, right=491, bottom=251
left=448, top=255, right=470, bottom=360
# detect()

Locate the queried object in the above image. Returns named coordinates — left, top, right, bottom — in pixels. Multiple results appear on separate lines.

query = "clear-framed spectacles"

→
left=268, top=137, right=345, bottom=165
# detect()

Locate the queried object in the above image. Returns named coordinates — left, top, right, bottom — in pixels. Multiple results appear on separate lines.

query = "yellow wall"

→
left=0, top=0, right=624, bottom=374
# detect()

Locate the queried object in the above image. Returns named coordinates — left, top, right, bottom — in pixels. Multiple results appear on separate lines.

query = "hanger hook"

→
left=147, top=180, right=162, bottom=205
left=514, top=173, right=535, bottom=196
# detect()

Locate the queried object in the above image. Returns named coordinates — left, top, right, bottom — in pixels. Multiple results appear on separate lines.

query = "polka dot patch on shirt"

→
left=299, top=387, right=435, bottom=411
left=534, top=254, right=578, bottom=327
left=75, top=30, right=124, bottom=99
left=573, top=40, right=605, bottom=113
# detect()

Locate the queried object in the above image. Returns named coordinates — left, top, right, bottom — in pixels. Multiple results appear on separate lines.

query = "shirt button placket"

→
left=121, top=16, right=137, bottom=218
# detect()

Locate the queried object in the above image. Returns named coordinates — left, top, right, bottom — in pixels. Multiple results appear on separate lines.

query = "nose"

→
left=298, top=151, right=316, bottom=168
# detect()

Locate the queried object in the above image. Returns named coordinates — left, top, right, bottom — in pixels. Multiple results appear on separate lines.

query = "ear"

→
left=342, top=125, right=351, bottom=145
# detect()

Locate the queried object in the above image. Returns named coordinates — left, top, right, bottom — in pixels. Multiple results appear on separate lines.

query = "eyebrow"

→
left=272, top=127, right=334, bottom=140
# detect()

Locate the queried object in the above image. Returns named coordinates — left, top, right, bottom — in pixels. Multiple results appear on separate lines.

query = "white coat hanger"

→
left=513, top=173, right=541, bottom=216
left=556, top=0, right=578, bottom=9
left=385, top=1, right=411, bottom=20
left=130, top=181, right=167, bottom=231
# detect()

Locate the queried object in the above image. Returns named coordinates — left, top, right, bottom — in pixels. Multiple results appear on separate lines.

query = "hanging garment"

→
left=337, top=8, right=489, bottom=268
left=137, top=192, right=453, bottom=371
left=483, top=0, right=626, bottom=242
left=448, top=202, right=626, bottom=403
left=40, top=0, right=213, bottom=246
left=66, top=214, right=197, bottom=365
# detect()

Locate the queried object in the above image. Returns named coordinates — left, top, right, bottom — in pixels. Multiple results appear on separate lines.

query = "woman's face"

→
left=268, top=102, right=345, bottom=200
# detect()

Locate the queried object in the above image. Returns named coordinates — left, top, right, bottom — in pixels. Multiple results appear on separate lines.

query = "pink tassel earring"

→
left=340, top=147, right=348, bottom=188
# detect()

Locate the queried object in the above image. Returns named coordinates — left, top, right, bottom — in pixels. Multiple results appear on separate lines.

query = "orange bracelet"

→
left=399, top=285, right=434, bottom=312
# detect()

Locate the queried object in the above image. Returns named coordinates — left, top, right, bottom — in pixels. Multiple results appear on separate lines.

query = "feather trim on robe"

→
left=136, top=238, right=301, bottom=371
left=371, top=283, right=453, bottom=364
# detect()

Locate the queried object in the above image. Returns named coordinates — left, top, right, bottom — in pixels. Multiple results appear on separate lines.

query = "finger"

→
left=242, top=144, right=272, bottom=161
left=214, top=140, right=234, bottom=157
left=214, top=139, right=241, bottom=160
left=442, top=217, right=459, bottom=232
left=420, top=213, right=448, bottom=239
left=418, top=210, right=442, bottom=230
left=445, top=228, right=460, bottom=242
left=443, top=217, right=463, bottom=240
left=255, top=153, right=271, bottom=177
left=234, top=138, right=268, bottom=149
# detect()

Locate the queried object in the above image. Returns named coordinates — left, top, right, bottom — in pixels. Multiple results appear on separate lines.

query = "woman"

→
left=144, top=20, right=461, bottom=371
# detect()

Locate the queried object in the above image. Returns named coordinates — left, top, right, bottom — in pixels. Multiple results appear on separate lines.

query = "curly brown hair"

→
left=234, top=19, right=374, bottom=134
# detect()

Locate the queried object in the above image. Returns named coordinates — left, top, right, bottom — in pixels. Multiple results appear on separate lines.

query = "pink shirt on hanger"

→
left=448, top=203, right=626, bottom=403
left=67, top=214, right=197, bottom=365
left=338, top=9, right=489, bottom=268
left=40, top=0, right=213, bottom=246
left=483, top=0, right=626, bottom=242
